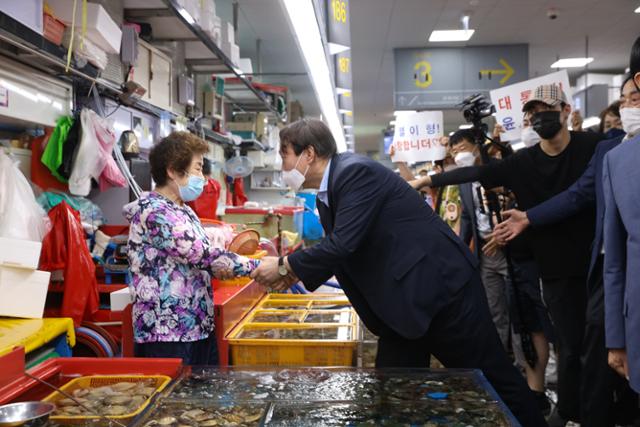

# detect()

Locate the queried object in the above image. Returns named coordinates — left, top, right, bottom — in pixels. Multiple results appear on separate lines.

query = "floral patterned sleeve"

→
left=143, top=203, right=259, bottom=277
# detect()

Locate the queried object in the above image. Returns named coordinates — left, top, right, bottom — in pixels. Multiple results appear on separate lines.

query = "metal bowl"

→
left=0, top=402, right=56, bottom=427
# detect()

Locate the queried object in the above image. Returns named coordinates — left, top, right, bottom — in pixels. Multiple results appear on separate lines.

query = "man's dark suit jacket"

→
left=288, top=153, right=478, bottom=339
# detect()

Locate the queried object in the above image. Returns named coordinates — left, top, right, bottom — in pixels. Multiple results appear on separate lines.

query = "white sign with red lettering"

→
left=391, top=111, right=446, bottom=163
left=490, top=70, right=572, bottom=142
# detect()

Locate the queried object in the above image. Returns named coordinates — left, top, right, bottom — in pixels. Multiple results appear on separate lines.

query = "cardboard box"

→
left=47, top=0, right=122, bottom=54
left=109, top=286, right=132, bottom=311
left=0, top=267, right=50, bottom=318
left=0, top=238, right=42, bottom=270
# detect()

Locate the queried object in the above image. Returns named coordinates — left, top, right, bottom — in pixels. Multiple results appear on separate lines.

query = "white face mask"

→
left=454, top=151, right=476, bottom=168
left=520, top=126, right=541, bottom=147
left=282, top=154, right=309, bottom=192
left=620, top=107, right=640, bottom=137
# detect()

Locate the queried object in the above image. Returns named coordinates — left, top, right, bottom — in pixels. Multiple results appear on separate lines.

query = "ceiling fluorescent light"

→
left=550, top=57, right=594, bottom=68
left=281, top=0, right=346, bottom=152
left=635, top=5, right=640, bottom=13
left=429, top=29, right=475, bottom=42
left=459, top=124, right=473, bottom=129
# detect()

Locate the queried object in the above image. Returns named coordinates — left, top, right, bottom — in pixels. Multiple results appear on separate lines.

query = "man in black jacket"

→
left=413, top=84, right=603, bottom=426
left=251, top=118, right=546, bottom=427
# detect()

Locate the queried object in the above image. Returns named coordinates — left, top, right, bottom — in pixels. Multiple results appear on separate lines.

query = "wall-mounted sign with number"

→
left=342, top=112, right=354, bottom=127
left=335, top=50, right=352, bottom=92
left=394, top=45, right=529, bottom=110
left=326, top=0, right=350, bottom=54
left=338, top=92, right=353, bottom=112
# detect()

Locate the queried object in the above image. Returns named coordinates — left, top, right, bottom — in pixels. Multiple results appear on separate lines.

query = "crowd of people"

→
left=400, top=36, right=640, bottom=427
left=121, top=27, right=640, bottom=427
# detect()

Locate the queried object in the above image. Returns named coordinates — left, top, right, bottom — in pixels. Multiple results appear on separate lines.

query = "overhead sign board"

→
left=394, top=45, right=529, bottom=109
left=326, top=0, right=351, bottom=53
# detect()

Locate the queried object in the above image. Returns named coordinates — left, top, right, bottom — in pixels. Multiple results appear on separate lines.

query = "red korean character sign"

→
left=391, top=111, right=446, bottom=163
left=489, top=70, right=571, bottom=142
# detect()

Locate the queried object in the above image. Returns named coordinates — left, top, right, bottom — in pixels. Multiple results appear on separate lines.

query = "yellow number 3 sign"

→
left=414, top=61, right=432, bottom=88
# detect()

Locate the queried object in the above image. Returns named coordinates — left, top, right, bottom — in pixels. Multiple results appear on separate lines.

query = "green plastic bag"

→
left=41, top=115, right=74, bottom=182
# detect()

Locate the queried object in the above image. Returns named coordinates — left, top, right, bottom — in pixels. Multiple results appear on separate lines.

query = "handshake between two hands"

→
left=249, top=256, right=299, bottom=291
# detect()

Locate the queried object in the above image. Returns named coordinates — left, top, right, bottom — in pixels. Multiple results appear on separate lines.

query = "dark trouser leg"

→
left=426, top=274, right=547, bottom=427
left=480, top=249, right=511, bottom=351
left=580, top=257, right=615, bottom=427
left=192, top=333, right=219, bottom=365
left=541, top=277, right=587, bottom=422
left=134, top=334, right=217, bottom=365
left=375, top=334, right=430, bottom=368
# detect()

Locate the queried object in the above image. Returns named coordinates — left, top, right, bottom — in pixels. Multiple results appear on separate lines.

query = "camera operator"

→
left=412, top=84, right=604, bottom=426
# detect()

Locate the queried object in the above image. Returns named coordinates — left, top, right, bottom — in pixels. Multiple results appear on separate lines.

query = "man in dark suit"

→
left=602, top=64, right=640, bottom=394
left=493, top=74, right=640, bottom=427
left=251, top=119, right=546, bottom=426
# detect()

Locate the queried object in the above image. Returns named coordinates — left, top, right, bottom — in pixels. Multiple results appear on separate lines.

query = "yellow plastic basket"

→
left=43, top=375, right=171, bottom=424
left=228, top=294, right=358, bottom=366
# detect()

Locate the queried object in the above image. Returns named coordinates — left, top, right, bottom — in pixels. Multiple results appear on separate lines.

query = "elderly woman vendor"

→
left=124, top=132, right=259, bottom=364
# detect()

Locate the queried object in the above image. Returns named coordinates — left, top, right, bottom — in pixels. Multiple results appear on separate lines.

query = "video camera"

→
left=458, top=93, right=495, bottom=127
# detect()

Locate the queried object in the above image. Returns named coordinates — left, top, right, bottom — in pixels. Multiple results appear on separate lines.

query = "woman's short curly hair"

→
left=149, top=132, right=208, bottom=186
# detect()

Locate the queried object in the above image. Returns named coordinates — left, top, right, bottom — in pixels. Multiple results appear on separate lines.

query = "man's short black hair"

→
left=279, top=118, right=337, bottom=158
left=449, top=129, right=476, bottom=147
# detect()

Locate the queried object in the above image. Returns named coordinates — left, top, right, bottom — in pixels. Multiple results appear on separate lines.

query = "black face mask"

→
left=532, top=110, right=563, bottom=139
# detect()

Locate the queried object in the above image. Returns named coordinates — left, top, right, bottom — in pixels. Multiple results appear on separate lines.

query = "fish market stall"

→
left=134, top=367, right=519, bottom=426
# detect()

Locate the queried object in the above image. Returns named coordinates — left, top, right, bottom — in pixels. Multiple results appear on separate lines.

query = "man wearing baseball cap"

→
left=412, top=83, right=604, bottom=425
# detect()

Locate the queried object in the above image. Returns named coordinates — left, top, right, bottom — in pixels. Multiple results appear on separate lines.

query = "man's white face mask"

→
left=282, top=154, right=309, bottom=191
left=620, top=107, right=640, bottom=137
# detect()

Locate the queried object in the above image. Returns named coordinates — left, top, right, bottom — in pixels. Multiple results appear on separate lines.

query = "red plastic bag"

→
left=39, top=202, right=99, bottom=326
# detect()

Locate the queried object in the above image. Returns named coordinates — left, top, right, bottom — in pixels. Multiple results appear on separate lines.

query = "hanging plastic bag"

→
left=69, top=108, right=126, bottom=196
left=0, top=151, right=51, bottom=241
left=39, top=201, right=99, bottom=326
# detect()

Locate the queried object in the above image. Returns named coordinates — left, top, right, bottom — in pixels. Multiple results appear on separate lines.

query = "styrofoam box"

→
left=222, top=21, right=234, bottom=46
left=109, top=287, right=132, bottom=311
left=0, top=267, right=50, bottom=318
left=230, top=44, right=240, bottom=67
left=0, top=0, right=43, bottom=35
left=47, top=0, right=122, bottom=54
left=0, top=237, right=42, bottom=270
